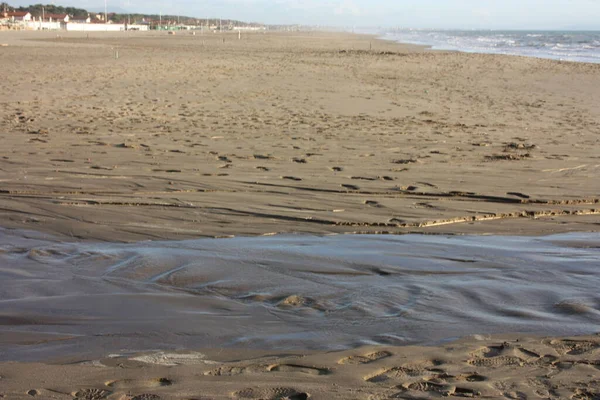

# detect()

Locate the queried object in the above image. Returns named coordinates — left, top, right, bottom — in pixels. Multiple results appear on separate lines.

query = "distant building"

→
left=2, top=11, right=32, bottom=22
left=70, top=15, right=91, bottom=24
left=233, top=26, right=266, bottom=31
left=43, top=13, right=69, bottom=23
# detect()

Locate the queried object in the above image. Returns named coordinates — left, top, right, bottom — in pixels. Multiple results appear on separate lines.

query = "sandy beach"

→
left=1, top=334, right=599, bottom=399
left=1, top=30, right=599, bottom=399
left=0, top=30, right=599, bottom=241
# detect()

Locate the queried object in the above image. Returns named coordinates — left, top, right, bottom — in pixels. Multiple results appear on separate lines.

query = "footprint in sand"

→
left=365, top=360, right=444, bottom=383
left=503, top=390, right=528, bottom=400
left=547, top=339, right=600, bottom=355
left=409, top=381, right=480, bottom=397
left=253, top=154, right=273, bottom=160
left=530, top=354, right=560, bottom=368
left=468, top=344, right=526, bottom=368
left=403, top=381, right=458, bottom=397
left=341, top=184, right=360, bottom=190
left=364, top=200, right=382, bottom=208
left=206, top=363, right=328, bottom=377
left=454, top=373, right=487, bottom=382
left=131, top=395, right=162, bottom=400
left=516, top=347, right=542, bottom=360
left=204, top=365, right=268, bottom=376
left=72, top=388, right=111, bottom=400
left=366, top=367, right=419, bottom=383
left=484, top=153, right=531, bottom=161
left=507, top=192, right=530, bottom=199
left=105, top=378, right=172, bottom=389
left=572, top=389, right=600, bottom=400
left=50, top=158, right=75, bottom=163
left=469, top=342, right=557, bottom=367
left=392, top=158, right=418, bottom=165
left=234, top=387, right=309, bottom=400
left=152, top=169, right=182, bottom=173
left=339, top=350, right=392, bottom=365
left=281, top=176, right=302, bottom=181
left=267, top=364, right=330, bottom=376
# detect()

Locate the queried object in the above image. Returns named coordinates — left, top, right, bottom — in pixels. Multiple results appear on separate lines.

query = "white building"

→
left=70, top=15, right=92, bottom=24
left=65, top=23, right=148, bottom=32
left=232, top=26, right=266, bottom=31
left=43, top=13, right=69, bottom=23
left=2, top=11, right=32, bottom=22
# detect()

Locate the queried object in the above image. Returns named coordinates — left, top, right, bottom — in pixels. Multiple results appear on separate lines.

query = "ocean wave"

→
left=380, top=29, right=600, bottom=63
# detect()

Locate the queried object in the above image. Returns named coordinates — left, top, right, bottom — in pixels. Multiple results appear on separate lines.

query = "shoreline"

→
left=372, top=29, right=600, bottom=65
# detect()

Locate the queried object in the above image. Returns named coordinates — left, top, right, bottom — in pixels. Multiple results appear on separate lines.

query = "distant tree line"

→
left=2, top=3, right=88, bottom=17
left=111, top=15, right=249, bottom=26
left=1, top=2, right=259, bottom=26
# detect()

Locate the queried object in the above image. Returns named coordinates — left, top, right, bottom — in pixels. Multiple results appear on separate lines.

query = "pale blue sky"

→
left=7, top=0, right=600, bottom=29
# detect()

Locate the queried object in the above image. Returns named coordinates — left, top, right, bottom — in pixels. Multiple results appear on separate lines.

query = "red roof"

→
left=45, top=13, right=68, bottom=19
left=5, top=11, right=30, bottom=17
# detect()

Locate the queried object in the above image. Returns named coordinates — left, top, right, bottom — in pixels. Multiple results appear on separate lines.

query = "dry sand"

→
left=1, top=30, right=599, bottom=399
left=0, top=30, right=598, bottom=241
left=1, top=335, right=600, bottom=399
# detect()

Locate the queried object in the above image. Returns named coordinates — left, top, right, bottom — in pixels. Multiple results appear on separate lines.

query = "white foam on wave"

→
left=380, top=29, right=600, bottom=63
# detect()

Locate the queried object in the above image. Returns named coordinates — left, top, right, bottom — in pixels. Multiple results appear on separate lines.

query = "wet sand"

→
left=0, top=229, right=599, bottom=399
left=1, top=30, right=600, bottom=399
left=1, top=228, right=599, bottom=362
left=0, top=30, right=599, bottom=242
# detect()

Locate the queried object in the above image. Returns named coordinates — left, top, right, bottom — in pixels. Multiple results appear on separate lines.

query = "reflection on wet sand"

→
left=1, top=228, right=598, bottom=362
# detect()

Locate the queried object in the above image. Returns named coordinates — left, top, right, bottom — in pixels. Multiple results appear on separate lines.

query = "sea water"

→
left=381, top=30, right=600, bottom=63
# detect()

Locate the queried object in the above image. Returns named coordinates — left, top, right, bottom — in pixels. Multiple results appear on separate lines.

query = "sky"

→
left=6, top=0, right=600, bottom=29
